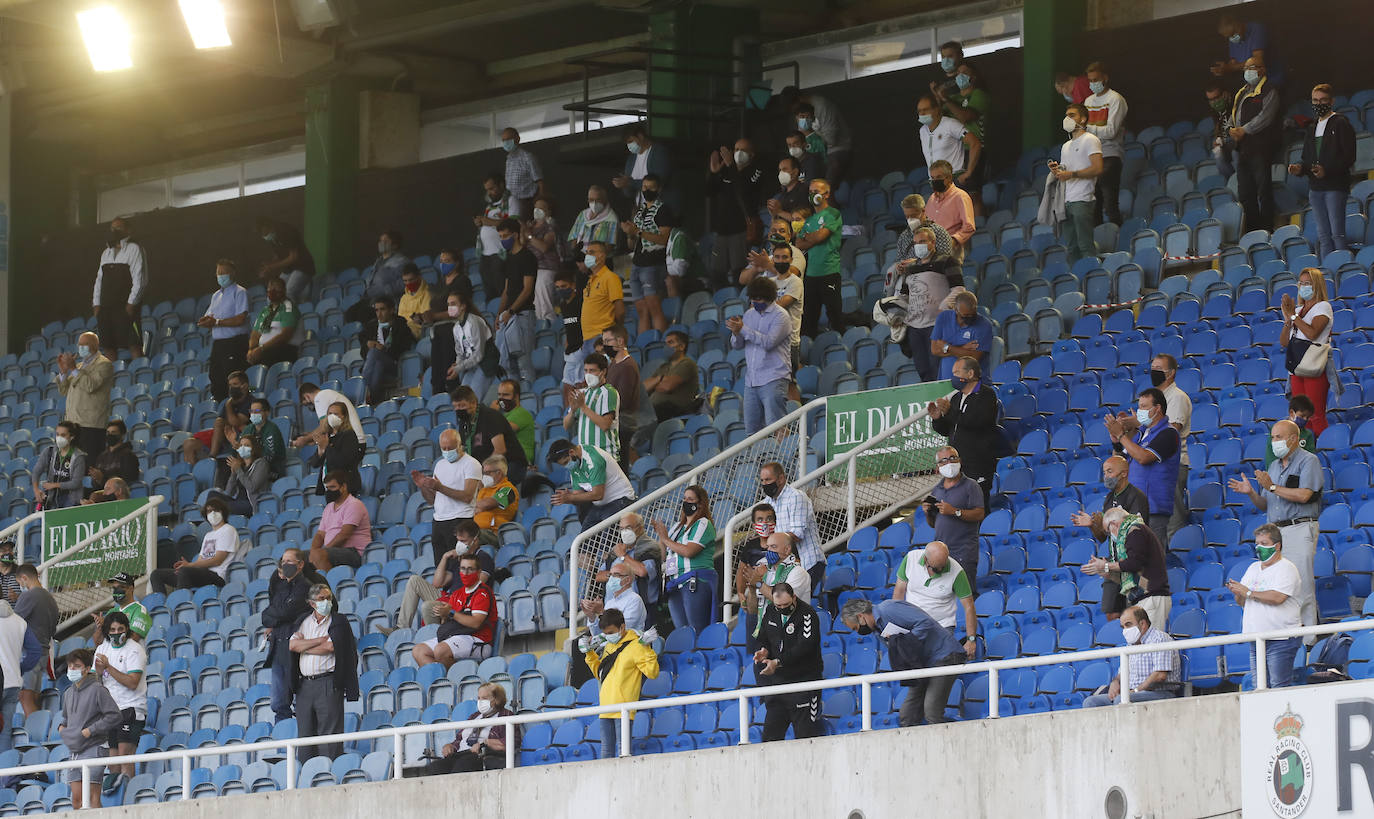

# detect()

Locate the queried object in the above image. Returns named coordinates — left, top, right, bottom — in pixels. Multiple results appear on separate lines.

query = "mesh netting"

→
left=39, top=498, right=153, bottom=622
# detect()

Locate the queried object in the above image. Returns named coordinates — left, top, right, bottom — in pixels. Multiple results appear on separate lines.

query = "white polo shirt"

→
left=896, top=549, right=973, bottom=628
left=433, top=453, right=481, bottom=521
left=919, top=116, right=969, bottom=172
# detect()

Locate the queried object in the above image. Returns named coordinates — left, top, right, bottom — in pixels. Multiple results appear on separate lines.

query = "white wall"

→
left=96, top=694, right=1243, bottom=819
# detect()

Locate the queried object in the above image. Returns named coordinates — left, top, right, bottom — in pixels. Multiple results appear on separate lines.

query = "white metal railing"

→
left=567, top=397, right=828, bottom=629
left=9, top=618, right=1368, bottom=808
left=721, top=406, right=938, bottom=619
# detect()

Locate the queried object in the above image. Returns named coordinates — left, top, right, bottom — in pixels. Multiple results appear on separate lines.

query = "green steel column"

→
left=1022, top=0, right=1087, bottom=151
left=304, top=76, right=361, bottom=277
left=646, top=4, right=756, bottom=143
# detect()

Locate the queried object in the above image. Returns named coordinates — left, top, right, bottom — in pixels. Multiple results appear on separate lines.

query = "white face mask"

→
left=912, top=243, right=930, bottom=259
left=584, top=372, right=601, bottom=388
left=55, top=435, right=70, bottom=449
left=480, top=475, right=495, bottom=488
left=1121, top=626, right=1141, bottom=645
left=476, top=698, right=495, bottom=715
left=777, top=171, right=792, bottom=187
left=533, top=208, right=547, bottom=221
left=620, top=528, right=637, bottom=545
left=1135, top=408, right=1152, bottom=427
left=77, top=345, right=92, bottom=359
left=1271, top=438, right=1291, bottom=458
left=206, top=510, right=223, bottom=526
left=1063, top=116, right=1078, bottom=133
left=938, top=462, right=961, bottom=479
left=589, top=200, right=606, bottom=214
left=906, top=218, right=921, bottom=232
left=788, top=145, right=804, bottom=159
left=734, top=150, right=751, bottom=166
left=327, top=414, right=343, bottom=429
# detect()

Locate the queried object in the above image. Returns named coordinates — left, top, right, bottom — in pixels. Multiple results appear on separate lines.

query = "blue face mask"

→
left=249, top=412, right=263, bottom=426
left=1089, top=80, right=1105, bottom=95
left=438, top=262, right=455, bottom=276
left=752, top=300, right=769, bottom=314
left=216, top=274, right=232, bottom=289
left=1297, top=284, right=1315, bottom=301
left=442, top=449, right=459, bottom=463
left=940, top=57, right=955, bottom=72
left=77, top=345, right=91, bottom=359
left=603, top=630, right=623, bottom=645
left=500, top=236, right=515, bottom=251
left=1136, top=408, right=1153, bottom=427
left=1229, top=33, right=1242, bottom=44
left=950, top=375, right=967, bottom=390
left=583, top=254, right=599, bottom=270
left=796, top=117, right=809, bottom=130
left=1062, top=93, right=1074, bottom=102
left=955, top=73, right=971, bottom=90
left=501, top=139, right=516, bottom=152
left=1244, top=69, right=1259, bottom=86
left=626, top=141, right=641, bottom=155
left=763, top=551, right=780, bottom=566
left=918, top=113, right=933, bottom=127
left=605, top=576, right=622, bottom=596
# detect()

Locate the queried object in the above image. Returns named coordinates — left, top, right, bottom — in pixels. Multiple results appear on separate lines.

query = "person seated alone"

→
left=149, top=497, right=238, bottom=593
left=410, top=681, right=515, bottom=777
left=82, top=477, right=131, bottom=506
left=86, top=420, right=139, bottom=497
left=182, top=370, right=253, bottom=465
left=309, top=471, right=372, bottom=571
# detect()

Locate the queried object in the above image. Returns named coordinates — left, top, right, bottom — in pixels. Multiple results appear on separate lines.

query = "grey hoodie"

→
left=60, top=674, right=122, bottom=755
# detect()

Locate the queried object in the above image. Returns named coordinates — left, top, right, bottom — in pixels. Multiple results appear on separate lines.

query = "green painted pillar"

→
left=1022, top=0, right=1087, bottom=151
left=646, top=4, right=757, bottom=143
left=304, top=76, right=361, bottom=277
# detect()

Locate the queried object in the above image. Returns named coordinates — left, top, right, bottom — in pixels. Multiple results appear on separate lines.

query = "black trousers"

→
left=343, top=299, right=373, bottom=325
left=209, top=336, right=249, bottom=402
left=1094, top=156, right=1123, bottom=226
left=149, top=566, right=226, bottom=595
left=430, top=324, right=457, bottom=397
left=297, top=676, right=344, bottom=761
left=411, top=749, right=504, bottom=777
left=761, top=693, right=822, bottom=742
left=1235, top=150, right=1276, bottom=233
left=76, top=427, right=106, bottom=461
left=801, top=273, right=845, bottom=338
left=431, top=517, right=464, bottom=568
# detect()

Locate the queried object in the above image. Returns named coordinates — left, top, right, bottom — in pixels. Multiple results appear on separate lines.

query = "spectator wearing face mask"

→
left=767, top=155, right=811, bottom=223
left=523, top=200, right=564, bottom=321
left=743, top=218, right=807, bottom=282
left=493, top=218, right=538, bottom=384
left=1081, top=62, right=1127, bottom=226
left=241, top=398, right=286, bottom=478
left=396, top=264, right=432, bottom=343
left=931, top=62, right=988, bottom=215
left=182, top=370, right=253, bottom=466
left=445, top=289, right=499, bottom=404
left=841, top=598, right=964, bottom=728
left=289, top=584, right=359, bottom=761
left=309, top=472, right=372, bottom=572
left=665, top=226, right=704, bottom=301
left=759, top=462, right=825, bottom=592
left=921, top=445, right=988, bottom=585
left=32, top=420, right=87, bottom=510
left=1049, top=104, right=1104, bottom=264
left=928, top=359, right=1000, bottom=509
left=728, top=277, right=792, bottom=435
left=783, top=130, right=825, bottom=185
left=472, top=175, right=520, bottom=296
left=150, top=497, right=238, bottom=594
left=92, top=611, right=146, bottom=796
left=1265, top=396, right=1316, bottom=468
left=748, top=244, right=804, bottom=391
left=1054, top=71, right=1091, bottom=105
left=1288, top=84, right=1356, bottom=259
left=564, top=352, right=621, bottom=461
left=92, top=216, right=148, bottom=360
left=582, top=562, right=647, bottom=635
left=13, top=565, right=57, bottom=718
left=500, top=127, right=545, bottom=216
left=706, top=138, right=767, bottom=287
left=549, top=440, right=636, bottom=529
left=388, top=522, right=493, bottom=635
left=84, top=477, right=130, bottom=506
left=577, top=243, right=625, bottom=375
left=916, top=95, right=981, bottom=198
left=1280, top=272, right=1336, bottom=437
left=1106, top=389, right=1180, bottom=550
left=553, top=266, right=587, bottom=393
left=256, top=217, right=315, bottom=306
left=1212, top=13, right=1284, bottom=88
left=412, top=553, right=496, bottom=666
left=205, top=433, right=271, bottom=516
left=423, top=248, right=475, bottom=397
left=893, top=542, right=977, bottom=658
left=413, top=682, right=515, bottom=776
left=1080, top=605, right=1180, bottom=707
left=925, top=161, right=976, bottom=262
left=643, top=330, right=700, bottom=422
left=930, top=293, right=993, bottom=382
left=1082, top=507, right=1172, bottom=629
left=928, top=41, right=964, bottom=100
left=295, top=383, right=366, bottom=449
left=1226, top=524, right=1302, bottom=687
left=452, top=385, right=527, bottom=483
left=359, top=294, right=416, bottom=405
left=196, top=259, right=251, bottom=403
left=1071, top=457, right=1152, bottom=618
left=473, top=455, right=519, bottom=546
left=734, top=504, right=776, bottom=614
left=896, top=194, right=955, bottom=266
left=1228, top=57, right=1280, bottom=233
left=85, top=420, right=139, bottom=498
left=1203, top=80, right=1237, bottom=177
left=55, top=331, right=113, bottom=458
left=753, top=582, right=823, bottom=742
left=654, top=484, right=719, bottom=631
left=346, top=230, right=409, bottom=324
left=580, top=608, right=660, bottom=759
left=884, top=227, right=962, bottom=383
left=0, top=541, right=20, bottom=604
left=94, top=572, right=151, bottom=643
left=492, top=380, right=535, bottom=463
left=262, top=548, right=316, bottom=724
left=410, top=429, right=481, bottom=566
left=602, top=324, right=654, bottom=465
left=246, top=275, right=301, bottom=367
left=743, top=533, right=811, bottom=642
left=614, top=123, right=674, bottom=205
left=307, top=401, right=365, bottom=497
left=57, top=647, right=121, bottom=810
left=567, top=186, right=621, bottom=254
left=619, top=174, right=675, bottom=335
left=603, top=512, right=664, bottom=625
left=796, top=178, right=845, bottom=336
left=787, top=90, right=853, bottom=185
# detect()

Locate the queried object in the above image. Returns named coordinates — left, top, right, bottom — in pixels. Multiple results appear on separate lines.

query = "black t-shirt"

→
left=772, top=184, right=809, bottom=215
left=707, top=163, right=767, bottom=233
left=500, top=248, right=538, bottom=314
left=221, top=393, right=254, bottom=424
left=459, top=405, right=528, bottom=469
left=267, top=222, right=316, bottom=277
left=560, top=289, right=584, bottom=354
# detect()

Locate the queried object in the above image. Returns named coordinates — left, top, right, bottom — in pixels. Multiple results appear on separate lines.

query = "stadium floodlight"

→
left=179, top=0, right=232, bottom=49
left=76, top=6, right=133, bottom=72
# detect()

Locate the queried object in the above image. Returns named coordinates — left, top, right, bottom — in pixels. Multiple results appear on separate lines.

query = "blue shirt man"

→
left=728, top=277, right=793, bottom=435
left=204, top=272, right=249, bottom=340
left=930, top=295, right=994, bottom=383
left=843, top=598, right=966, bottom=727
left=1112, top=388, right=1180, bottom=550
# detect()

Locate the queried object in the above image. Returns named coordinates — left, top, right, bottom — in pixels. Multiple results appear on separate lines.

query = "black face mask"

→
left=280, top=562, right=300, bottom=579
left=456, top=410, right=472, bottom=424
left=855, top=623, right=874, bottom=636
left=324, top=489, right=342, bottom=503
left=761, top=481, right=781, bottom=499
left=603, top=345, right=617, bottom=358
left=930, top=178, right=949, bottom=193
left=774, top=262, right=790, bottom=275
left=682, top=501, right=698, bottom=516
left=555, top=287, right=574, bottom=302
left=230, top=387, right=245, bottom=399
left=1149, top=370, right=1167, bottom=387
left=1312, top=102, right=1332, bottom=118
left=776, top=604, right=795, bottom=616
left=106, top=434, right=122, bottom=448
left=641, top=188, right=659, bottom=202
left=497, top=398, right=514, bottom=412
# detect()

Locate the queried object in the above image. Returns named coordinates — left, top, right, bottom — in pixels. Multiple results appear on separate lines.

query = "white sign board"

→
left=1240, top=683, right=1374, bottom=818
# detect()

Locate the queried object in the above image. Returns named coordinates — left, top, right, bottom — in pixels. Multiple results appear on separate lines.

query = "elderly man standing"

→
left=921, top=446, right=986, bottom=585
left=1082, top=507, right=1172, bottom=629
left=92, top=216, right=147, bottom=360
left=924, top=160, right=976, bottom=261
left=196, top=260, right=251, bottom=403
left=841, top=598, right=964, bottom=727
left=897, top=194, right=956, bottom=264
left=411, top=429, right=481, bottom=569
left=893, top=541, right=977, bottom=657
left=55, top=332, right=113, bottom=458
left=1228, top=421, right=1321, bottom=628
left=289, top=584, right=358, bottom=761
left=1081, top=605, right=1180, bottom=706
left=1229, top=56, right=1281, bottom=233
left=602, top=512, right=664, bottom=626
left=581, top=561, right=647, bottom=635
left=1072, top=456, right=1151, bottom=620
left=1227, top=524, right=1303, bottom=686
left=500, top=127, right=546, bottom=216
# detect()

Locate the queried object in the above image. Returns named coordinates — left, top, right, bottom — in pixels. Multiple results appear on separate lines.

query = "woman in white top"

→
left=1280, top=267, right=1334, bottom=435
left=148, top=497, right=238, bottom=594
left=447, top=290, right=496, bottom=405
left=93, top=610, right=147, bottom=791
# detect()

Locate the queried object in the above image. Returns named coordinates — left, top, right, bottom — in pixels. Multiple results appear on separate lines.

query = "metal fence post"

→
left=393, top=731, right=404, bottom=779
left=505, top=720, right=515, bottom=770
left=860, top=681, right=872, bottom=732
left=181, top=752, right=192, bottom=799
left=284, top=744, right=296, bottom=790
left=988, top=668, right=1000, bottom=718
left=1255, top=637, right=1268, bottom=690
left=619, top=708, right=631, bottom=757
left=737, top=692, right=749, bottom=744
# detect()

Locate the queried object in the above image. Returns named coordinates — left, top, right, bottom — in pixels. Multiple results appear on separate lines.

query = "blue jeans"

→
left=667, top=570, right=718, bottom=632
left=1251, top=637, right=1302, bottom=688
left=270, top=637, right=295, bottom=722
left=283, top=269, right=311, bottom=306
left=1061, top=200, right=1097, bottom=263
left=629, top=264, right=667, bottom=299
left=496, top=311, right=535, bottom=385
left=1082, top=689, right=1176, bottom=707
left=361, top=347, right=398, bottom=401
left=1308, top=188, right=1348, bottom=259
left=459, top=367, right=494, bottom=405
left=563, top=339, right=594, bottom=386
left=598, top=717, right=621, bottom=759
left=906, top=325, right=936, bottom=383
left=0, top=687, right=18, bottom=754
left=742, top=378, right=789, bottom=435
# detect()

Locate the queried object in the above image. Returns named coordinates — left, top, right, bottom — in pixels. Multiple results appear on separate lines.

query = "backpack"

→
left=1306, top=631, right=1353, bottom=684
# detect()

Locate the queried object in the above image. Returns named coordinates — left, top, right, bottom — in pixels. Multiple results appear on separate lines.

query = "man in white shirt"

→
left=1227, top=523, right=1303, bottom=687
left=916, top=95, right=981, bottom=184
left=1083, top=61, right=1128, bottom=225
left=582, top=562, right=647, bottom=635
left=759, top=462, right=825, bottom=593
left=294, top=382, right=366, bottom=447
left=1052, top=103, right=1103, bottom=264
left=92, top=217, right=148, bottom=360
left=892, top=541, right=977, bottom=657
left=290, top=584, right=357, bottom=760
left=412, top=429, right=481, bottom=569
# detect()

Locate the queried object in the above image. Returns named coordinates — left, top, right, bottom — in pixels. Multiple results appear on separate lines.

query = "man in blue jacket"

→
left=840, top=598, right=965, bottom=727
left=1107, top=387, right=1181, bottom=550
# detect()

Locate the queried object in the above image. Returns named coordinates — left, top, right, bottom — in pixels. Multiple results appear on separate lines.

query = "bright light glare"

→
left=179, top=0, right=232, bottom=49
left=77, top=6, right=133, bottom=72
